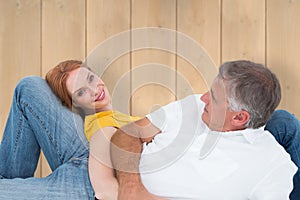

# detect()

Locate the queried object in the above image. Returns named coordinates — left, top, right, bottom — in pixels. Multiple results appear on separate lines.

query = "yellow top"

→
left=84, top=110, right=141, bottom=141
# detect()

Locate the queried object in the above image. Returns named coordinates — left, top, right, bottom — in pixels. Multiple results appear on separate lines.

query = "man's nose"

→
left=200, top=92, right=210, bottom=103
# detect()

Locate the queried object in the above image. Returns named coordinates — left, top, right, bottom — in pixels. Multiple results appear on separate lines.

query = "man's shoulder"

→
left=254, top=129, right=295, bottom=162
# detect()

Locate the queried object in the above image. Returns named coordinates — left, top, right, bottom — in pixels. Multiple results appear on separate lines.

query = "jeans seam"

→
left=11, top=110, right=24, bottom=175
left=21, top=101, right=64, bottom=163
left=79, top=159, right=94, bottom=199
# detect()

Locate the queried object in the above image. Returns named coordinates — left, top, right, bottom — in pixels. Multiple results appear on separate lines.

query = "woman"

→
left=45, top=60, right=141, bottom=200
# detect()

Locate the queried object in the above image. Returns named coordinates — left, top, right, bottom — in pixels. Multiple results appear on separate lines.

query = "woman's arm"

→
left=89, top=126, right=119, bottom=200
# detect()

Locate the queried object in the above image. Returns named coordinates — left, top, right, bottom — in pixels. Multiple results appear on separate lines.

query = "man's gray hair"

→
left=218, top=60, right=281, bottom=128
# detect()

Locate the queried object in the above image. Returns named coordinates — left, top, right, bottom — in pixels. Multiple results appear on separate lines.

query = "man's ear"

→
left=232, top=110, right=250, bottom=127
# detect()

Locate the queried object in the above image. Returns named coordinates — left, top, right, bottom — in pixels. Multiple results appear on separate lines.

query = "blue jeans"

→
left=265, top=110, right=300, bottom=200
left=0, top=76, right=94, bottom=199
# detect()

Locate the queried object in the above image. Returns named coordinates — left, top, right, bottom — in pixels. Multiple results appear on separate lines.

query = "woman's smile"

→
left=95, top=90, right=105, bottom=102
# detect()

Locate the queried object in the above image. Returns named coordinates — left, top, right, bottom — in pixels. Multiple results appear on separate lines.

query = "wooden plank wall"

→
left=1, top=0, right=299, bottom=177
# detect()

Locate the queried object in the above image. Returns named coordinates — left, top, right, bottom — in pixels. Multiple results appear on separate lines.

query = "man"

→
left=110, top=60, right=297, bottom=199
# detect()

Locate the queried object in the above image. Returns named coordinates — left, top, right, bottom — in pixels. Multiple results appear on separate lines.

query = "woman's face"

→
left=66, top=67, right=111, bottom=114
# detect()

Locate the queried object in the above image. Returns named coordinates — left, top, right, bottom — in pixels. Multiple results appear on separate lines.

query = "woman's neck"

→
left=94, top=104, right=113, bottom=113
left=84, top=104, right=113, bottom=115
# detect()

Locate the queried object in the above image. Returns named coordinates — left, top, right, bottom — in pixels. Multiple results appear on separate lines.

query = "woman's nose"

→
left=92, top=82, right=105, bottom=96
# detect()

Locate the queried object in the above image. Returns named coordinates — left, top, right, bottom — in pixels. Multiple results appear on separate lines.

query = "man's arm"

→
left=110, top=117, right=165, bottom=200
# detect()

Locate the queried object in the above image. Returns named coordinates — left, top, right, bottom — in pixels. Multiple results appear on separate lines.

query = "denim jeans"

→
left=0, top=76, right=94, bottom=199
left=266, top=110, right=300, bottom=200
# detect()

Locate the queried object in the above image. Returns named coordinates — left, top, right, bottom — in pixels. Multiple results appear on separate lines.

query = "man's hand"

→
left=118, top=182, right=166, bottom=200
left=110, top=117, right=163, bottom=200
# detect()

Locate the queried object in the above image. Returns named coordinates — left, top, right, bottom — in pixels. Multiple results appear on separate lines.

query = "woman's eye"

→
left=89, top=75, right=94, bottom=83
left=77, top=89, right=86, bottom=97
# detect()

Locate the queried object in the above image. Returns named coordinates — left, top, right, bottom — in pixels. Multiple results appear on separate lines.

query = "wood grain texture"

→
left=131, top=0, right=176, bottom=116
left=177, top=0, right=220, bottom=98
left=222, top=0, right=265, bottom=63
left=41, top=0, right=86, bottom=76
left=267, top=0, right=300, bottom=118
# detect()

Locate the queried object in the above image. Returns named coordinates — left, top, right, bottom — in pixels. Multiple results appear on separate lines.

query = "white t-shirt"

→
left=141, top=94, right=297, bottom=200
